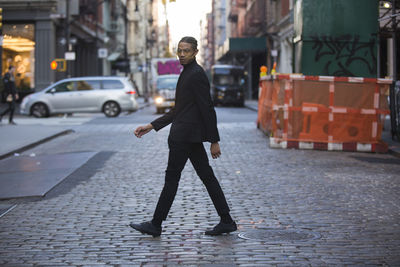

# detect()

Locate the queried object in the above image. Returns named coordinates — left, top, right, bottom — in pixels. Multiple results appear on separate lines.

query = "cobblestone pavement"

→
left=1, top=110, right=400, bottom=266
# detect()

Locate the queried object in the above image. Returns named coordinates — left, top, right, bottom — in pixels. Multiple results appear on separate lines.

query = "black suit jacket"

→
left=151, top=60, right=220, bottom=143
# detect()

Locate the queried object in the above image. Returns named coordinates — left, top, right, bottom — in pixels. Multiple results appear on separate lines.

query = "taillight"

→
left=126, top=90, right=136, bottom=95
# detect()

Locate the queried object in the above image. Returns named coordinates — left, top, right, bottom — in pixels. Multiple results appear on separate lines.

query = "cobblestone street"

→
left=0, top=107, right=400, bottom=266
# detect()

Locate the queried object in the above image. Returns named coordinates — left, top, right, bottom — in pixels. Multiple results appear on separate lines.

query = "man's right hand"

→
left=210, top=142, right=221, bottom=159
left=134, top=123, right=154, bottom=138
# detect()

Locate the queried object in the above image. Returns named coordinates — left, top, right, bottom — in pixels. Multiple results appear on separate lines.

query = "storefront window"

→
left=2, top=23, right=35, bottom=91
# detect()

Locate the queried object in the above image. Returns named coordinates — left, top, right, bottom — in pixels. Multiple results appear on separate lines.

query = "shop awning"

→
left=217, top=37, right=267, bottom=61
left=228, top=37, right=267, bottom=52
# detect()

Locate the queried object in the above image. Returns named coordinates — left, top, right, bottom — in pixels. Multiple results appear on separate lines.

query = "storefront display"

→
left=1, top=23, right=35, bottom=92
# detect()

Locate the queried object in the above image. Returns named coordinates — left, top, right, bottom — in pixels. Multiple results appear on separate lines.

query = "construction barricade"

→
left=257, top=75, right=392, bottom=152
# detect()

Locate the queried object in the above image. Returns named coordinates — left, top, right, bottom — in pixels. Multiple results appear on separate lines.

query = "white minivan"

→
left=20, top=76, right=139, bottom=117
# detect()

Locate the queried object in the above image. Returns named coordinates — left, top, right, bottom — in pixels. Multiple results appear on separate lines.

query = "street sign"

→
left=65, top=51, right=76, bottom=60
left=50, top=13, right=64, bottom=19
left=98, top=48, right=108, bottom=58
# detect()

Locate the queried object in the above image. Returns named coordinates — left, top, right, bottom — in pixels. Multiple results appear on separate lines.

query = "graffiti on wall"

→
left=157, top=60, right=182, bottom=75
left=310, top=34, right=376, bottom=76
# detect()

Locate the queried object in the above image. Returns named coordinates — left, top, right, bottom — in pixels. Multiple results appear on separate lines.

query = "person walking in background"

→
left=130, top=36, right=237, bottom=237
left=1, top=66, right=18, bottom=125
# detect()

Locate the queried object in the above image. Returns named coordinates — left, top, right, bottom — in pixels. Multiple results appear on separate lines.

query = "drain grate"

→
left=238, top=228, right=320, bottom=242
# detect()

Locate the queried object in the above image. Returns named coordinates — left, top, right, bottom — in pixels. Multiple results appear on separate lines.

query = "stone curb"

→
left=0, top=129, right=74, bottom=160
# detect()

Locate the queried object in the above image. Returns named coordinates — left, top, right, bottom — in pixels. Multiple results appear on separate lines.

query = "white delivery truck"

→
left=150, top=58, right=182, bottom=94
left=151, top=58, right=183, bottom=113
left=150, top=58, right=182, bottom=113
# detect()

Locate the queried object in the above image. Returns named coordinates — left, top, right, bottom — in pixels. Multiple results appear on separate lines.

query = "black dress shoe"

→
left=205, top=221, right=237, bottom=236
left=129, top=221, right=162, bottom=237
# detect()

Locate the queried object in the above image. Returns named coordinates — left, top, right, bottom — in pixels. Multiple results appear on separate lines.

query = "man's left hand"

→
left=210, top=142, right=221, bottom=159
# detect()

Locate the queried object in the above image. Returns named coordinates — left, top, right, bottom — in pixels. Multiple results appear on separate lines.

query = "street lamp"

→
left=138, top=0, right=153, bottom=102
left=381, top=1, right=392, bottom=8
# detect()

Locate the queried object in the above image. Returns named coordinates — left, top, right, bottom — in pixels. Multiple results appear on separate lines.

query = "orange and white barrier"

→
left=257, top=75, right=392, bottom=153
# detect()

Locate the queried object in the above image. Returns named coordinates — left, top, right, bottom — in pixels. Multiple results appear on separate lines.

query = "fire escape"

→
left=244, top=0, right=265, bottom=37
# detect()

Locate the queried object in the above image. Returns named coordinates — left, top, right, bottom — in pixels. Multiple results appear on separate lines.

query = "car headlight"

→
left=155, top=96, right=164, bottom=104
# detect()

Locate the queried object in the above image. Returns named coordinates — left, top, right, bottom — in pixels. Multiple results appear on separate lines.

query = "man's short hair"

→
left=179, top=36, right=198, bottom=51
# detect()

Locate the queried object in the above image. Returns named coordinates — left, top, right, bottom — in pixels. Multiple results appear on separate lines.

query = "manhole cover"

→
left=238, top=228, right=320, bottom=242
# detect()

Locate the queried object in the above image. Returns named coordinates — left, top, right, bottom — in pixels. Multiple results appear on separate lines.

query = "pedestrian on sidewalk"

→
left=131, top=36, right=237, bottom=237
left=1, top=65, right=18, bottom=125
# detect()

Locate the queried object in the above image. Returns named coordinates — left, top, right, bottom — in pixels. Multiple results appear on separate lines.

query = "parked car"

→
left=20, top=76, right=138, bottom=118
left=153, top=74, right=179, bottom=113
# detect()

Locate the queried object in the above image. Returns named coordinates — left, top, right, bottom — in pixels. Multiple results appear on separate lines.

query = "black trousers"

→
left=153, top=138, right=231, bottom=221
left=1, top=101, right=15, bottom=122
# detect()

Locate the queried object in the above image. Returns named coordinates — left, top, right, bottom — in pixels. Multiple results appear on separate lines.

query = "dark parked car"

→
left=211, top=64, right=245, bottom=106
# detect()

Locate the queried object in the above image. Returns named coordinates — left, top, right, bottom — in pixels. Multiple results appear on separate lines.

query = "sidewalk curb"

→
left=244, top=104, right=258, bottom=112
left=0, top=129, right=74, bottom=160
left=388, top=148, right=400, bottom=158
left=0, top=98, right=149, bottom=161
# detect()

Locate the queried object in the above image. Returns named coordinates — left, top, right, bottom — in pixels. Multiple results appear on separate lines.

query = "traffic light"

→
left=50, top=59, right=66, bottom=72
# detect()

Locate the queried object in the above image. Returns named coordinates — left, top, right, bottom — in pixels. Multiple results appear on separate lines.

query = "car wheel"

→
left=103, top=101, right=121, bottom=117
left=156, top=107, right=164, bottom=114
left=31, top=103, right=49, bottom=118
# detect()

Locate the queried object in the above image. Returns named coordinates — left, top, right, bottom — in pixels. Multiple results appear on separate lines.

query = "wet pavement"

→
left=0, top=103, right=399, bottom=266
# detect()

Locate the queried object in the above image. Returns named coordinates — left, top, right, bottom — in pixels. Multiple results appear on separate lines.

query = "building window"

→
left=2, top=23, right=35, bottom=91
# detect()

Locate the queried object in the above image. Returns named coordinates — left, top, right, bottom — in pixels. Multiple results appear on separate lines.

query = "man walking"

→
left=130, top=36, right=236, bottom=237
left=1, top=65, right=17, bottom=125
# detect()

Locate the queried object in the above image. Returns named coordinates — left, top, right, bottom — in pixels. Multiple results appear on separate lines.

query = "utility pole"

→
left=211, top=0, right=215, bottom=66
left=65, top=0, right=70, bottom=77
left=143, top=0, right=150, bottom=102
left=95, top=1, right=100, bottom=76
left=392, top=0, right=397, bottom=81
left=124, top=2, right=128, bottom=77
left=389, top=0, right=399, bottom=140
